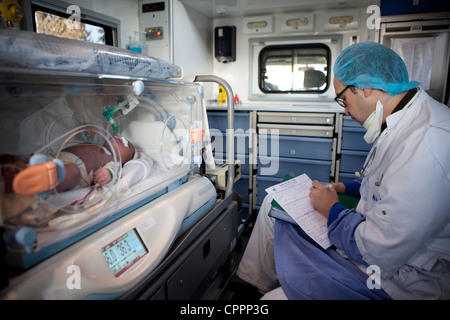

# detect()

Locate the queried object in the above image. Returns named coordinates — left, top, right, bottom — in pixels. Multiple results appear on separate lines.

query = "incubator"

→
left=0, top=29, right=237, bottom=299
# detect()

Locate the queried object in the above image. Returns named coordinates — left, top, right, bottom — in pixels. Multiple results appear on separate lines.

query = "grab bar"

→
left=194, top=75, right=235, bottom=197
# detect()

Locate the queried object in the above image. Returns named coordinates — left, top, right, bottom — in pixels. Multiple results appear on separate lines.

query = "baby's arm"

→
left=93, top=167, right=112, bottom=186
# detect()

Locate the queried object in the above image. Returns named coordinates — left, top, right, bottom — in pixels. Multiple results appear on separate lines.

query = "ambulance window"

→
left=259, top=44, right=330, bottom=94
left=31, top=2, right=119, bottom=46
left=35, top=11, right=106, bottom=44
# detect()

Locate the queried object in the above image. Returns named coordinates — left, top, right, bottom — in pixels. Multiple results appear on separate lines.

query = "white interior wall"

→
left=172, top=0, right=212, bottom=76
left=172, top=0, right=214, bottom=99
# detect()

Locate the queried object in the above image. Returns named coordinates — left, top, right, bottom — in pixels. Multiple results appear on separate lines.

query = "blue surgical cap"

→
left=334, top=42, right=419, bottom=95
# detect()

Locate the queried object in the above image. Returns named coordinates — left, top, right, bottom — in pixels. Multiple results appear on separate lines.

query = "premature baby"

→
left=7, top=136, right=135, bottom=196
left=57, top=136, right=136, bottom=191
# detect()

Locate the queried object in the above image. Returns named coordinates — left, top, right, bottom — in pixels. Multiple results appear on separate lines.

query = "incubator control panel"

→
left=101, top=229, right=148, bottom=278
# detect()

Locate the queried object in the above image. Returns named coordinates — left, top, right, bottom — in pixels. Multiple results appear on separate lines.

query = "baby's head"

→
left=105, top=137, right=136, bottom=165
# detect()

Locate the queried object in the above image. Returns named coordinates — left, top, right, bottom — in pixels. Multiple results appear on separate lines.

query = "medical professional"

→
left=237, top=42, right=450, bottom=300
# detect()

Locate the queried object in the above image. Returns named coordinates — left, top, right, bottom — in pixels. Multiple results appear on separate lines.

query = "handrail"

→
left=194, top=75, right=235, bottom=197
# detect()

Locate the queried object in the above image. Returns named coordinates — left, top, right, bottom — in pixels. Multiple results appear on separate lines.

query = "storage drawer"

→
left=257, top=123, right=334, bottom=138
left=256, top=176, right=283, bottom=205
left=340, top=150, right=368, bottom=173
left=339, top=172, right=358, bottom=183
left=258, top=135, right=333, bottom=160
left=258, top=112, right=334, bottom=125
left=258, top=156, right=331, bottom=181
left=342, top=127, right=372, bottom=151
left=207, top=112, right=250, bottom=132
left=166, top=210, right=234, bottom=299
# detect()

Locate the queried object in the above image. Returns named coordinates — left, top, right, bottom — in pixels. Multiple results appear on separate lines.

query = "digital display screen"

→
left=101, top=229, right=148, bottom=277
left=142, top=2, right=165, bottom=13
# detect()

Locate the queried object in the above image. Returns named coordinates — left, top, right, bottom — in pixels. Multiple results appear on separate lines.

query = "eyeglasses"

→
left=334, top=85, right=352, bottom=108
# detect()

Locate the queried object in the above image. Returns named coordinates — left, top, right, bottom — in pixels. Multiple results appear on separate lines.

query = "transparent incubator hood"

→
left=0, top=31, right=214, bottom=256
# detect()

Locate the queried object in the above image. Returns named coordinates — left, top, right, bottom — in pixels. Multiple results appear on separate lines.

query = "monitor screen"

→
left=101, top=229, right=148, bottom=278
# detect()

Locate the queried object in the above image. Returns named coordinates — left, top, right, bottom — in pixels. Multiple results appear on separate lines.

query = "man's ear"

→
left=362, top=88, right=373, bottom=98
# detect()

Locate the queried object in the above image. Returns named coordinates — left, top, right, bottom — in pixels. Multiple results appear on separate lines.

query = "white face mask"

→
left=362, top=95, right=393, bottom=144
left=363, top=100, right=383, bottom=144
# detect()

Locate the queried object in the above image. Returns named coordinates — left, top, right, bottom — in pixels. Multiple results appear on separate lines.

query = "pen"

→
left=324, top=184, right=333, bottom=189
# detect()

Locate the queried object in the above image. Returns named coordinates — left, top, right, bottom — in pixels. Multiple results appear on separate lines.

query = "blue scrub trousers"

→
left=274, top=219, right=392, bottom=300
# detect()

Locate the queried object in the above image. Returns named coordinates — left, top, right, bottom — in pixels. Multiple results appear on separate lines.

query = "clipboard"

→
left=269, top=175, right=297, bottom=225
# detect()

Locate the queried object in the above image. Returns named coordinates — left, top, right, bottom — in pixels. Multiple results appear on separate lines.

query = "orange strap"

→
left=13, top=161, right=59, bottom=196
left=190, top=128, right=205, bottom=143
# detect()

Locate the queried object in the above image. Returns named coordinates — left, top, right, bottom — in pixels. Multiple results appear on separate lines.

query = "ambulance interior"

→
left=0, top=0, right=449, bottom=300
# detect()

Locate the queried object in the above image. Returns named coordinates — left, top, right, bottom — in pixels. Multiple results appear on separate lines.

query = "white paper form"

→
left=266, top=174, right=331, bottom=249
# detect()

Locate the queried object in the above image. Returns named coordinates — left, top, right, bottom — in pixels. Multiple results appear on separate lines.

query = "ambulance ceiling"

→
left=179, top=0, right=375, bottom=18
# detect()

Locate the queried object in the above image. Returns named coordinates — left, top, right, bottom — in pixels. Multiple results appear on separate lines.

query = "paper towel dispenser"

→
left=214, top=26, right=236, bottom=63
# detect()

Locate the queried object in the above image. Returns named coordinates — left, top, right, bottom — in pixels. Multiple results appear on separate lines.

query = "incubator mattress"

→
left=0, top=29, right=182, bottom=80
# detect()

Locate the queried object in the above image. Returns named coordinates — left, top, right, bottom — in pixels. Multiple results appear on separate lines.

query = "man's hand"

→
left=309, top=180, right=340, bottom=218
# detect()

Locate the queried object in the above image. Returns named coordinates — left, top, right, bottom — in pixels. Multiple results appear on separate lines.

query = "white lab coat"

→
left=355, top=89, right=450, bottom=299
